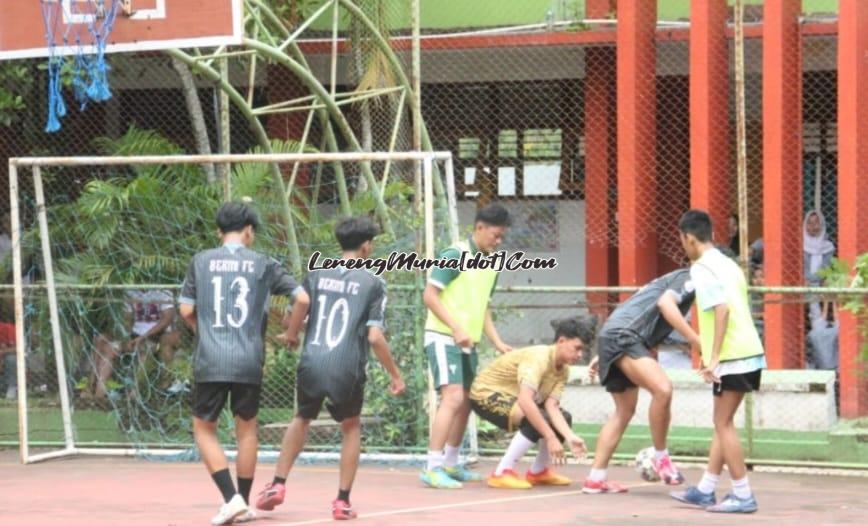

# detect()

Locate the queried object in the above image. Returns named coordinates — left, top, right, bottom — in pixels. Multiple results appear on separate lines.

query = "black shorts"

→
left=713, top=369, right=762, bottom=396
left=469, top=392, right=515, bottom=431
left=296, top=378, right=365, bottom=423
left=470, top=393, right=573, bottom=442
left=193, top=382, right=261, bottom=422
left=597, top=331, right=653, bottom=393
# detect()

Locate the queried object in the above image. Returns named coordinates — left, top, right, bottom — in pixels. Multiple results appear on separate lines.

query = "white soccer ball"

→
left=634, top=447, right=660, bottom=482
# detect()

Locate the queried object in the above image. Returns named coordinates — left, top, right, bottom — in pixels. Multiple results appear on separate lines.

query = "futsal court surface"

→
left=2, top=450, right=866, bottom=526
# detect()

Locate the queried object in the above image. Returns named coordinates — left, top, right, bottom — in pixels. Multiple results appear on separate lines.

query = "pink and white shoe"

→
left=581, top=478, right=628, bottom=494
left=255, top=482, right=285, bottom=511
left=332, top=499, right=358, bottom=520
left=653, top=456, right=685, bottom=486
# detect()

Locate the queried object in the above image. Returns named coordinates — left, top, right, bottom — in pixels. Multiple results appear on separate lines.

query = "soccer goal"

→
left=7, top=150, right=471, bottom=465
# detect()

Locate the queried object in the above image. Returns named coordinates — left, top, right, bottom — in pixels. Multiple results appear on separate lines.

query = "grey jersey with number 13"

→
left=180, top=244, right=300, bottom=384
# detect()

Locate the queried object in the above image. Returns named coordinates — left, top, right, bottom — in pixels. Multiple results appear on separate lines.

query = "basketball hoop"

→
left=40, top=0, right=122, bottom=132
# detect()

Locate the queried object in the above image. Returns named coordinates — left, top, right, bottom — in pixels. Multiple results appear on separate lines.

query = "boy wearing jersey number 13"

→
left=178, top=203, right=308, bottom=526
left=256, top=217, right=405, bottom=521
left=671, top=210, right=765, bottom=513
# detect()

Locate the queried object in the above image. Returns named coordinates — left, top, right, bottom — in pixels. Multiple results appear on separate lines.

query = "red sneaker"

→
left=581, top=478, right=628, bottom=494
left=332, top=499, right=357, bottom=520
left=652, top=456, right=685, bottom=486
left=255, top=482, right=285, bottom=511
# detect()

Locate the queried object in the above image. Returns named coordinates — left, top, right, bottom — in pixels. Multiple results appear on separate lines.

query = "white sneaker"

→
left=235, top=509, right=257, bottom=523
left=211, top=494, right=248, bottom=525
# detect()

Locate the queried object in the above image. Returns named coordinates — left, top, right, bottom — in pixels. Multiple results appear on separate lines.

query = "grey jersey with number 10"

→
left=180, top=244, right=301, bottom=384
left=298, top=267, right=387, bottom=402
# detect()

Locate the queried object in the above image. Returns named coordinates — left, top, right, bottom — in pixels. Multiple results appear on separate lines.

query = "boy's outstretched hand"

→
left=390, top=374, right=406, bottom=396
left=588, top=355, right=600, bottom=381
left=275, top=331, right=299, bottom=349
left=567, top=433, right=588, bottom=459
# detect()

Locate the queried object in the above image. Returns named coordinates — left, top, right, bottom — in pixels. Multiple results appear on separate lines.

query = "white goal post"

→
left=8, top=151, right=465, bottom=464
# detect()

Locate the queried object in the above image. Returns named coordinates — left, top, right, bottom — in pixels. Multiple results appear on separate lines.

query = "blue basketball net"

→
left=40, top=0, right=121, bottom=133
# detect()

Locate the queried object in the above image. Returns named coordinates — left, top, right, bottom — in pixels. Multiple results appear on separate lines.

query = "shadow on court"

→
left=2, top=450, right=867, bottom=525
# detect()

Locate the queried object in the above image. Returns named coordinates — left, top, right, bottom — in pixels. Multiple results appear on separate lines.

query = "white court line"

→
left=271, top=482, right=656, bottom=526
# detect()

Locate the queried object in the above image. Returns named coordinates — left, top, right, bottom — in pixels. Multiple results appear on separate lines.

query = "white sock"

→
left=654, top=448, right=669, bottom=460
left=444, top=444, right=460, bottom=468
left=530, top=439, right=549, bottom=474
left=731, top=476, right=752, bottom=499
left=588, top=468, right=607, bottom=482
left=427, top=450, right=444, bottom=471
left=495, top=433, right=535, bottom=476
left=697, top=471, right=720, bottom=494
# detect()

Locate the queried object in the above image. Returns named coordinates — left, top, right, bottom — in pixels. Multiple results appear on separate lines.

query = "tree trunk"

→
left=170, top=56, right=216, bottom=183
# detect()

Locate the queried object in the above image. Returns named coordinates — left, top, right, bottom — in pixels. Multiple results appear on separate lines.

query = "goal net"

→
left=6, top=147, right=465, bottom=464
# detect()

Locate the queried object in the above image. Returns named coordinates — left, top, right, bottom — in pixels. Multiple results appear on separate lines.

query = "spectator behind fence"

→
left=749, top=238, right=764, bottom=270
left=728, top=214, right=740, bottom=256
left=750, top=265, right=765, bottom=345
left=88, top=289, right=179, bottom=400
left=807, top=300, right=839, bottom=371
left=803, top=210, right=835, bottom=287
left=1, top=316, right=15, bottom=401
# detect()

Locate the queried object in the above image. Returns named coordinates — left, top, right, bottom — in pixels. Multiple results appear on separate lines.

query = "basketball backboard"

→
left=0, top=0, right=243, bottom=61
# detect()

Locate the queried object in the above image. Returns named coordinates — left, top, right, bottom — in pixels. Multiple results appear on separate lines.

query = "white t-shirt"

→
left=126, top=290, right=175, bottom=337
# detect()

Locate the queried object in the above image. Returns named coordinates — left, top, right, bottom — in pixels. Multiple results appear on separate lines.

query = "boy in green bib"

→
left=420, top=204, right=514, bottom=489
left=671, top=210, right=764, bottom=514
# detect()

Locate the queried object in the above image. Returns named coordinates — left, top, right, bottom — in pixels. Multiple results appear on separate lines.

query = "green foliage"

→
left=0, top=62, right=34, bottom=127
left=820, top=255, right=868, bottom=363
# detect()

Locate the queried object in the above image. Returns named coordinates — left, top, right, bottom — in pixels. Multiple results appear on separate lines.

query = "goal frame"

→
left=8, top=151, right=461, bottom=464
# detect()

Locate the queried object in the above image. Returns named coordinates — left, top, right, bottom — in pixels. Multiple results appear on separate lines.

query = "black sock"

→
left=273, top=476, right=287, bottom=486
left=237, top=477, right=253, bottom=504
left=337, top=489, right=351, bottom=502
left=211, top=469, right=236, bottom=503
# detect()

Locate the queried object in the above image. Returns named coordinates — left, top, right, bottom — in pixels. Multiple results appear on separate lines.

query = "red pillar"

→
left=690, top=0, right=731, bottom=243
left=763, top=0, right=804, bottom=369
left=585, top=0, right=617, bottom=317
left=617, top=0, right=657, bottom=291
left=837, top=0, right=868, bottom=417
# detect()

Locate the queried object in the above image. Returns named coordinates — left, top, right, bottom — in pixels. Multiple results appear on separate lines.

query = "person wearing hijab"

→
left=803, top=210, right=835, bottom=287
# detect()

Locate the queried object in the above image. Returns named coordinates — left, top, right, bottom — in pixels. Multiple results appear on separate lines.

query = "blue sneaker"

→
left=670, top=486, right=717, bottom=508
left=706, top=492, right=758, bottom=513
left=420, top=467, right=463, bottom=489
left=443, top=464, right=484, bottom=482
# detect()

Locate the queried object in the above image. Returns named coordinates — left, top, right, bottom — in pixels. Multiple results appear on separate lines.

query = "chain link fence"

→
left=0, top=1, right=865, bottom=466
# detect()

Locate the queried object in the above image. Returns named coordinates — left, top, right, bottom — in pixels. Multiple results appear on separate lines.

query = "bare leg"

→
left=445, top=389, right=472, bottom=449
left=93, top=335, right=118, bottom=399
left=591, top=388, right=639, bottom=469
left=429, top=384, right=467, bottom=453
left=274, top=416, right=311, bottom=479
left=158, top=330, right=180, bottom=364
left=712, top=391, right=747, bottom=480
left=194, top=416, right=229, bottom=474
left=338, top=416, right=362, bottom=495
left=616, top=356, right=674, bottom=451
left=235, top=415, right=258, bottom=480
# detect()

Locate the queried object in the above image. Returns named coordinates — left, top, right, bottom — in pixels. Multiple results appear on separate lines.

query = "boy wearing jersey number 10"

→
left=178, top=203, right=308, bottom=526
left=257, top=216, right=405, bottom=521
left=421, top=204, right=514, bottom=489
left=671, top=210, right=765, bottom=513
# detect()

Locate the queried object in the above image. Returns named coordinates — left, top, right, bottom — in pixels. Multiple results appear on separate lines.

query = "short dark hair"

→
left=678, top=209, right=713, bottom=242
left=216, top=202, right=260, bottom=234
left=475, top=203, right=511, bottom=227
left=335, top=216, right=379, bottom=251
left=550, top=315, right=598, bottom=346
